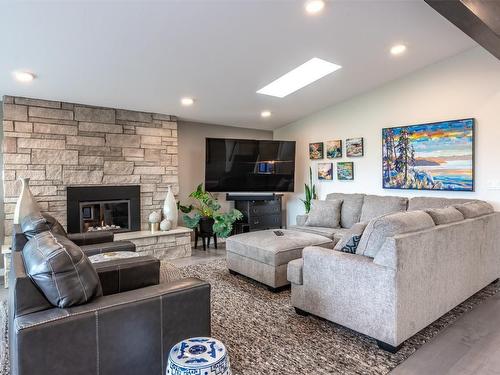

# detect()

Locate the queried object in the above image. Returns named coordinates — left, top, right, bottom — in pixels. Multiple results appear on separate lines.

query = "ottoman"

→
left=226, top=229, right=333, bottom=291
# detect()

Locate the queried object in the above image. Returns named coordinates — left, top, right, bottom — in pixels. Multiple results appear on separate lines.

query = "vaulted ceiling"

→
left=0, top=1, right=476, bottom=130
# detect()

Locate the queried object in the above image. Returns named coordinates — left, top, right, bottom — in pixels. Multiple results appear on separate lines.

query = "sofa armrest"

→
left=67, top=230, right=114, bottom=246
left=296, top=214, right=308, bottom=226
left=12, top=278, right=210, bottom=375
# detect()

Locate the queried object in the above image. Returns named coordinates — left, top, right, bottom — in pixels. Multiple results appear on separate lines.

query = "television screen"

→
left=205, top=138, right=296, bottom=192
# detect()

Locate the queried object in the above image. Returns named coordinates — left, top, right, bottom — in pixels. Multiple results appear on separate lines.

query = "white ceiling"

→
left=0, top=0, right=475, bottom=130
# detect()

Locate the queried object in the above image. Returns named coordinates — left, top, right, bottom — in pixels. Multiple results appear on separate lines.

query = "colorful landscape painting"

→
left=309, top=142, right=324, bottom=159
left=337, top=162, right=354, bottom=180
left=346, top=137, right=363, bottom=157
left=318, top=163, right=333, bottom=180
left=382, top=118, right=474, bottom=191
left=326, top=140, right=342, bottom=158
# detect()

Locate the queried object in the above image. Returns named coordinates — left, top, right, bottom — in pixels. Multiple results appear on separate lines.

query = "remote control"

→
left=273, top=230, right=284, bottom=236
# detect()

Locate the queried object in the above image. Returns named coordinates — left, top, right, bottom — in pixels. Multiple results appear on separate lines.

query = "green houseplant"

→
left=178, top=183, right=243, bottom=238
left=301, top=166, right=317, bottom=213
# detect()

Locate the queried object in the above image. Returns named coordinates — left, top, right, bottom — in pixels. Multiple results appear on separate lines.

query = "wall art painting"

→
left=337, top=162, right=354, bottom=181
left=318, top=163, right=333, bottom=181
left=326, top=140, right=342, bottom=158
left=346, top=137, right=364, bottom=157
left=309, top=142, right=324, bottom=160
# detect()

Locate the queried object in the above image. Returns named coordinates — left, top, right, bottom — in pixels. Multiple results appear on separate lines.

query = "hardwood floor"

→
left=391, top=292, right=500, bottom=375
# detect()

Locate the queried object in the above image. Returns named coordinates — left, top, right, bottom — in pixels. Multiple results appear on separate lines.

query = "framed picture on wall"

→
left=309, top=142, right=324, bottom=159
left=337, top=162, right=354, bottom=180
left=346, top=137, right=364, bottom=157
left=382, top=118, right=474, bottom=191
left=326, top=140, right=342, bottom=158
left=318, top=163, right=333, bottom=180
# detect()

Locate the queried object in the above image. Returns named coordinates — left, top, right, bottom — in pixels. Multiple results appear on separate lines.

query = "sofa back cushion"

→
left=360, top=195, right=408, bottom=223
left=326, top=193, right=365, bottom=228
left=454, top=201, right=494, bottom=218
left=22, top=231, right=102, bottom=308
left=305, top=199, right=343, bottom=228
left=425, top=206, right=464, bottom=225
left=357, top=210, right=435, bottom=258
left=408, top=197, right=476, bottom=211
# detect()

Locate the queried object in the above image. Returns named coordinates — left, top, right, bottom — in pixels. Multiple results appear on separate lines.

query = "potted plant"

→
left=178, top=183, right=243, bottom=238
left=301, top=166, right=317, bottom=213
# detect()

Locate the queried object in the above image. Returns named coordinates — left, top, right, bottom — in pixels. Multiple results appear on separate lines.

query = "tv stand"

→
left=227, top=193, right=283, bottom=232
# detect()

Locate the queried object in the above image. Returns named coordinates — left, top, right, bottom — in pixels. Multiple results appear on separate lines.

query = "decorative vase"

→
left=163, top=186, right=178, bottom=229
left=167, top=337, right=231, bottom=375
left=149, top=222, right=160, bottom=233
left=13, top=178, right=40, bottom=224
left=160, top=219, right=172, bottom=231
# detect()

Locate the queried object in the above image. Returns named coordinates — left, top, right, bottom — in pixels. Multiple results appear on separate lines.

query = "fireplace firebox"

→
left=67, top=186, right=140, bottom=234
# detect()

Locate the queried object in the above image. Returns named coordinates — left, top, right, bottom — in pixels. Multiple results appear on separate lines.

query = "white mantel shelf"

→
left=115, top=227, right=192, bottom=241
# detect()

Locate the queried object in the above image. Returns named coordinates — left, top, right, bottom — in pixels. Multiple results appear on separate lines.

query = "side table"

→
left=2, top=244, right=12, bottom=289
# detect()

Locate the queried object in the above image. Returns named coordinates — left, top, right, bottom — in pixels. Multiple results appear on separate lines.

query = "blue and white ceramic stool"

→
left=167, top=337, right=231, bottom=375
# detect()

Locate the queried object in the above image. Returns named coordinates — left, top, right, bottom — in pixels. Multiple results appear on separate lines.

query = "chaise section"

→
left=226, top=229, right=332, bottom=290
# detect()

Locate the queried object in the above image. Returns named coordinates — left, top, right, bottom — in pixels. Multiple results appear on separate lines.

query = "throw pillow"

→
left=356, top=210, right=435, bottom=258
left=20, top=211, right=50, bottom=240
left=22, top=231, right=102, bottom=308
left=305, top=199, right=343, bottom=228
left=454, top=201, right=494, bottom=219
left=425, top=206, right=464, bottom=225
left=334, top=222, right=368, bottom=253
left=42, top=212, right=68, bottom=237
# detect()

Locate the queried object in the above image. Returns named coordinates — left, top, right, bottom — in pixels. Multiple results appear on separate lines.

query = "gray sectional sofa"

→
left=287, top=193, right=500, bottom=351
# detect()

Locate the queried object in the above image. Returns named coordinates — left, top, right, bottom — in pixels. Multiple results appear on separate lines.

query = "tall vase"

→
left=13, top=178, right=40, bottom=224
left=163, top=185, right=178, bottom=229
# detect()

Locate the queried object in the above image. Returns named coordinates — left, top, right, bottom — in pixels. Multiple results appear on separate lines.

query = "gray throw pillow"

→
left=356, top=210, right=435, bottom=258
left=454, top=201, right=494, bottom=219
left=22, top=231, right=102, bottom=308
left=20, top=211, right=50, bottom=240
left=334, top=222, right=368, bottom=253
left=305, top=199, right=343, bottom=228
left=42, top=212, right=68, bottom=237
left=425, top=206, right=464, bottom=225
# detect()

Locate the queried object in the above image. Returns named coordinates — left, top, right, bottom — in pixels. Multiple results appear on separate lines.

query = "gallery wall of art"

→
left=273, top=47, right=500, bottom=225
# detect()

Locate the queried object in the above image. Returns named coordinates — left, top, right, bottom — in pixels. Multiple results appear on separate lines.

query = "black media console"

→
left=226, top=193, right=283, bottom=233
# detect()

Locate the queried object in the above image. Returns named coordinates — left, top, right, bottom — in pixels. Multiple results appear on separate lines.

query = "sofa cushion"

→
left=334, top=222, right=368, bottom=253
left=20, top=211, right=50, bottom=240
left=360, top=195, right=408, bottom=222
left=22, top=231, right=102, bottom=308
left=357, top=210, right=435, bottom=258
left=425, top=206, right=464, bottom=225
left=454, top=201, right=494, bottom=218
left=305, top=199, right=343, bottom=228
left=289, top=226, right=349, bottom=244
left=326, top=193, right=365, bottom=228
left=287, top=258, right=304, bottom=285
left=408, top=196, right=476, bottom=211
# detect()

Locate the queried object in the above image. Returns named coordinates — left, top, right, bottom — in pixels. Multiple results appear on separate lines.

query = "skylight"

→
left=257, top=58, right=341, bottom=98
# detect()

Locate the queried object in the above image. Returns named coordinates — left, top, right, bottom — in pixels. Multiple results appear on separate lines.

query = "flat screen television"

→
left=205, top=138, right=296, bottom=192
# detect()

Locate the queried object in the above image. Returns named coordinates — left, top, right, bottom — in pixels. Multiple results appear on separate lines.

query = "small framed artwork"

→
left=337, top=162, right=354, bottom=180
left=346, top=137, right=364, bottom=157
left=326, top=140, right=342, bottom=158
left=318, top=163, right=333, bottom=181
left=309, top=142, right=324, bottom=159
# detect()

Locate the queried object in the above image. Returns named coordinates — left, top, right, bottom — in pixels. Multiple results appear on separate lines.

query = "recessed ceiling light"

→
left=257, top=57, right=341, bottom=98
left=261, top=111, right=272, bottom=118
left=181, top=97, right=194, bottom=106
left=390, top=44, right=407, bottom=56
left=13, top=71, right=35, bottom=83
left=305, top=0, right=325, bottom=14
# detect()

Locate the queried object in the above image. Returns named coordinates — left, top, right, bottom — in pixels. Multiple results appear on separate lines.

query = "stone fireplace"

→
left=67, top=185, right=141, bottom=233
left=2, top=95, right=179, bottom=236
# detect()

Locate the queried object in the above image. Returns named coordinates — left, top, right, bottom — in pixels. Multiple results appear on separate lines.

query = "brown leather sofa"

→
left=9, top=223, right=211, bottom=375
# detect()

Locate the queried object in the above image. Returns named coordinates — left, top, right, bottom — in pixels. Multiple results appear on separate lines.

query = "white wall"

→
left=177, top=121, right=272, bottom=223
left=274, top=47, right=500, bottom=225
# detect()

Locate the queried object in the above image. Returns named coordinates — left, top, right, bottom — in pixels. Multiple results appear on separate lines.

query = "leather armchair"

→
left=12, top=223, right=136, bottom=256
left=9, top=251, right=211, bottom=375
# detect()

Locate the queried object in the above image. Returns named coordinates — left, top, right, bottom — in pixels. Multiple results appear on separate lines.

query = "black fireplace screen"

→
left=67, top=185, right=140, bottom=234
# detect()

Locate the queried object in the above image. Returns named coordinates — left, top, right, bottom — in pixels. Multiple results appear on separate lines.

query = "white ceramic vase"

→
left=163, top=186, right=178, bottom=229
left=13, top=178, right=40, bottom=224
